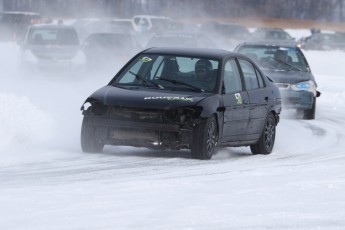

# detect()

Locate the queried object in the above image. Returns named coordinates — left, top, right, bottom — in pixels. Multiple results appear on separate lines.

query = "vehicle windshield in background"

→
left=237, top=46, right=309, bottom=72
left=27, top=27, right=79, bottom=45
left=145, top=32, right=216, bottom=49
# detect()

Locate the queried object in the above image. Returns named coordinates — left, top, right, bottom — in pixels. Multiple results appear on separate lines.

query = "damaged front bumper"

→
left=86, top=116, right=194, bottom=150
left=81, top=102, right=203, bottom=150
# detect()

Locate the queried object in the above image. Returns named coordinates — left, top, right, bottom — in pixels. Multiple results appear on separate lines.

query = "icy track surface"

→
left=1, top=37, right=345, bottom=229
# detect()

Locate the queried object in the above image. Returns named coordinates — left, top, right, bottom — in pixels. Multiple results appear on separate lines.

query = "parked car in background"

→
left=82, top=32, right=140, bottom=71
left=132, top=15, right=172, bottom=33
left=298, top=31, right=345, bottom=51
left=235, top=41, right=321, bottom=119
left=0, top=11, right=41, bottom=42
left=249, top=28, right=295, bottom=42
left=19, top=24, right=84, bottom=73
left=144, top=31, right=220, bottom=49
left=198, top=21, right=250, bottom=49
left=72, top=18, right=137, bottom=43
left=80, top=47, right=282, bottom=159
left=165, top=21, right=199, bottom=33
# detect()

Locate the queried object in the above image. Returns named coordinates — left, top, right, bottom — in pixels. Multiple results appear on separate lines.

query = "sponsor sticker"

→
left=234, top=93, right=243, bottom=104
left=144, top=96, right=193, bottom=102
left=139, top=57, right=152, bottom=62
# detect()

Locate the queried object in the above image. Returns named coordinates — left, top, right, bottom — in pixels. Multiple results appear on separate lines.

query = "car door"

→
left=238, top=58, right=269, bottom=140
left=221, top=58, right=250, bottom=143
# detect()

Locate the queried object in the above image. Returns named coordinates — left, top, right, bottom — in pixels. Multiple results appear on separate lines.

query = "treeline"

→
left=2, top=0, right=344, bottom=22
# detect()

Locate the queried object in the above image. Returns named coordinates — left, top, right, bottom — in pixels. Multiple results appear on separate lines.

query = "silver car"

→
left=235, top=41, right=321, bottom=120
left=19, top=24, right=84, bottom=73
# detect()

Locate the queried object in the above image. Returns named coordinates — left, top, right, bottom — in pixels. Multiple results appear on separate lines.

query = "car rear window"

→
left=28, top=27, right=79, bottom=45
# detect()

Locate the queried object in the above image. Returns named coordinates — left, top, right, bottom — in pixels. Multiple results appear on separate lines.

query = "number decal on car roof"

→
left=139, top=57, right=152, bottom=62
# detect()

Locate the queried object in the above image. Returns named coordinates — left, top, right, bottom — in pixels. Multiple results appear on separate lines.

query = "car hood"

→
left=263, top=70, right=314, bottom=84
left=28, top=45, right=80, bottom=60
left=87, top=85, right=211, bottom=109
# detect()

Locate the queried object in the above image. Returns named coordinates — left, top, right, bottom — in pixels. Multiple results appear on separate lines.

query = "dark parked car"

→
left=0, top=11, right=41, bottom=42
left=82, top=32, right=140, bottom=70
left=198, top=21, right=249, bottom=38
left=80, top=47, right=281, bottom=159
left=249, top=28, right=295, bottom=42
left=19, top=24, right=84, bottom=72
left=298, top=32, right=345, bottom=51
left=198, top=21, right=250, bottom=49
left=145, top=31, right=221, bottom=49
left=235, top=42, right=321, bottom=119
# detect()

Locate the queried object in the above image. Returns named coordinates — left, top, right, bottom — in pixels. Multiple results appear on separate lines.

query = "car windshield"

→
left=28, top=27, right=79, bottom=45
left=238, top=46, right=310, bottom=72
left=112, top=54, right=219, bottom=93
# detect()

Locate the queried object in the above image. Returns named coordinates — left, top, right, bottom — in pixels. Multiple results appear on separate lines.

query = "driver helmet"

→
left=195, top=59, right=213, bottom=78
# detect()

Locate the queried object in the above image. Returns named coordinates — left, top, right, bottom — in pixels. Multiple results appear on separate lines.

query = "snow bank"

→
left=0, top=93, right=56, bottom=151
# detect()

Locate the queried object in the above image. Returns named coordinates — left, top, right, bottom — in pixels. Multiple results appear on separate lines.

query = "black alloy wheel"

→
left=191, top=116, right=218, bottom=160
left=81, top=116, right=104, bottom=153
left=250, top=113, right=276, bottom=155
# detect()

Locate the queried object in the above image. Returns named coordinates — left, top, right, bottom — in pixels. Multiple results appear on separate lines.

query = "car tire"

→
left=250, top=112, right=276, bottom=155
left=191, top=116, right=218, bottom=160
left=81, top=116, right=104, bottom=153
left=302, top=97, right=316, bottom=120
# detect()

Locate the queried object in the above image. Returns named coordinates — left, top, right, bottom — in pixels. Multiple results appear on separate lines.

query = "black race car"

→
left=235, top=42, right=321, bottom=120
left=80, top=47, right=282, bottom=159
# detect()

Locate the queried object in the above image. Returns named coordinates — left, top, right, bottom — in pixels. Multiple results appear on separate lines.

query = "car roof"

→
left=237, top=41, right=298, bottom=49
left=142, top=47, right=241, bottom=59
left=152, top=31, right=204, bottom=38
left=132, top=15, right=170, bottom=19
left=255, top=27, right=286, bottom=31
left=29, top=24, right=76, bottom=29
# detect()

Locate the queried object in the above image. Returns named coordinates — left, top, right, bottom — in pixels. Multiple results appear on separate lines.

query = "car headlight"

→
left=81, top=102, right=92, bottom=111
left=291, top=80, right=317, bottom=96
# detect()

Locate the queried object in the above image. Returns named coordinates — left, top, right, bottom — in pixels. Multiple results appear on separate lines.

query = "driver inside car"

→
left=194, top=59, right=217, bottom=91
left=274, top=49, right=292, bottom=63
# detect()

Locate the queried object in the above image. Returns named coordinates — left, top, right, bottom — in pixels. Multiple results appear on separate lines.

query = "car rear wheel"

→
left=250, top=113, right=276, bottom=155
left=302, top=97, right=316, bottom=120
left=81, top=116, right=104, bottom=153
left=191, top=116, right=218, bottom=160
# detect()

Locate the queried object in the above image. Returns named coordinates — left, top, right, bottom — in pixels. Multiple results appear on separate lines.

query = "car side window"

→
left=255, top=68, right=265, bottom=88
left=223, top=59, right=242, bottom=94
left=151, top=56, right=165, bottom=78
left=238, top=59, right=259, bottom=90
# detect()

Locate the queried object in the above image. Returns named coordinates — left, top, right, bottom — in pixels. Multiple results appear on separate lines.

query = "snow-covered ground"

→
left=1, top=29, right=345, bottom=229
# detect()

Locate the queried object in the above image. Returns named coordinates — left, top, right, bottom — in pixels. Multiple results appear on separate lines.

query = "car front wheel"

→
left=250, top=113, right=276, bottom=155
left=81, top=116, right=104, bottom=153
left=191, top=116, right=218, bottom=160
